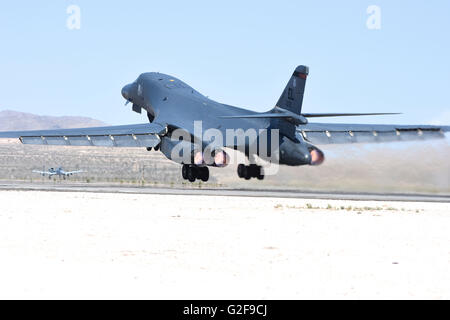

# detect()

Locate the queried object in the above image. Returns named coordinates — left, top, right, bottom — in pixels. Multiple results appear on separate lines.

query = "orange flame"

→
left=310, top=149, right=325, bottom=166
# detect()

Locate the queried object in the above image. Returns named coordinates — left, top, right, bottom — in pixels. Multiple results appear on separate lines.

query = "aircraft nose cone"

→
left=121, top=84, right=131, bottom=100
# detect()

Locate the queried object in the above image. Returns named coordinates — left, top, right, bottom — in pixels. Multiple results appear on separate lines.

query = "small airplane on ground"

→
left=33, top=167, right=83, bottom=179
left=0, top=65, right=448, bottom=182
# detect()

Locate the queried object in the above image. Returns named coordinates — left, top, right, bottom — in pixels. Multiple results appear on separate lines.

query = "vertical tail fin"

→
left=276, top=65, right=309, bottom=115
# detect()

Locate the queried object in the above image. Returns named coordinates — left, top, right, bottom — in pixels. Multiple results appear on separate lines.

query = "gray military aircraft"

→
left=33, top=167, right=83, bottom=179
left=0, top=66, right=448, bottom=182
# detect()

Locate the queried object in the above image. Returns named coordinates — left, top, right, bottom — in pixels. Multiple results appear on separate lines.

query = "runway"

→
left=1, top=188, right=449, bottom=299
left=0, top=181, right=449, bottom=202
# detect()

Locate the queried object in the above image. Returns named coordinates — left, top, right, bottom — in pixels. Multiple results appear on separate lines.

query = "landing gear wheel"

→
left=182, top=165, right=210, bottom=183
left=244, top=166, right=251, bottom=180
left=182, top=164, right=188, bottom=180
left=237, top=164, right=246, bottom=178
left=187, top=166, right=196, bottom=182
left=237, top=164, right=264, bottom=180
left=200, top=167, right=209, bottom=182
left=253, top=165, right=264, bottom=180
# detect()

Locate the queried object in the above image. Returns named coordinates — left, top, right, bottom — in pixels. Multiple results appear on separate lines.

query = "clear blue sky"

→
left=0, top=0, right=449, bottom=125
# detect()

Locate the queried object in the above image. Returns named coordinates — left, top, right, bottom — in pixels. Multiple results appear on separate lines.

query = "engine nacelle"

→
left=278, top=137, right=325, bottom=166
left=160, top=136, right=229, bottom=167
left=160, top=136, right=193, bottom=164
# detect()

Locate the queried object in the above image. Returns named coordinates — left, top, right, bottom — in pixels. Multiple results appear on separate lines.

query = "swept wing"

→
left=297, top=123, right=450, bottom=144
left=0, top=123, right=167, bottom=148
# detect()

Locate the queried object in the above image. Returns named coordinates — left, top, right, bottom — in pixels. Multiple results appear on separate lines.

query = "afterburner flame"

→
left=310, top=148, right=325, bottom=166
left=214, top=150, right=229, bottom=167
left=194, top=151, right=204, bottom=165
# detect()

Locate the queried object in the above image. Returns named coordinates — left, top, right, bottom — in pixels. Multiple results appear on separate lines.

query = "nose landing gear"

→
left=237, top=164, right=264, bottom=180
left=182, top=164, right=209, bottom=182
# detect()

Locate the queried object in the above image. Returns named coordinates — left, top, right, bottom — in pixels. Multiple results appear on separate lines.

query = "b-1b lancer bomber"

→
left=1, top=66, right=448, bottom=182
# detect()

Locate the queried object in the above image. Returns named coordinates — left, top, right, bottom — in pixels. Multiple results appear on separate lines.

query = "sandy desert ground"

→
left=0, top=190, right=449, bottom=299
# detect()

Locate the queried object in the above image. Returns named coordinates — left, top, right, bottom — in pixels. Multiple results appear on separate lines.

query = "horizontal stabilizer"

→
left=219, top=113, right=292, bottom=119
left=302, top=113, right=401, bottom=118
left=220, top=111, right=308, bottom=125
left=219, top=111, right=400, bottom=124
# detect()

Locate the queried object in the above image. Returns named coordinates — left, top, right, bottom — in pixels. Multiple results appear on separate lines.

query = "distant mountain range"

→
left=0, top=110, right=106, bottom=131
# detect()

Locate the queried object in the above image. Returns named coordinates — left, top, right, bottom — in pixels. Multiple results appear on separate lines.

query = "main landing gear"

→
left=182, top=164, right=209, bottom=182
left=237, top=164, right=264, bottom=180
